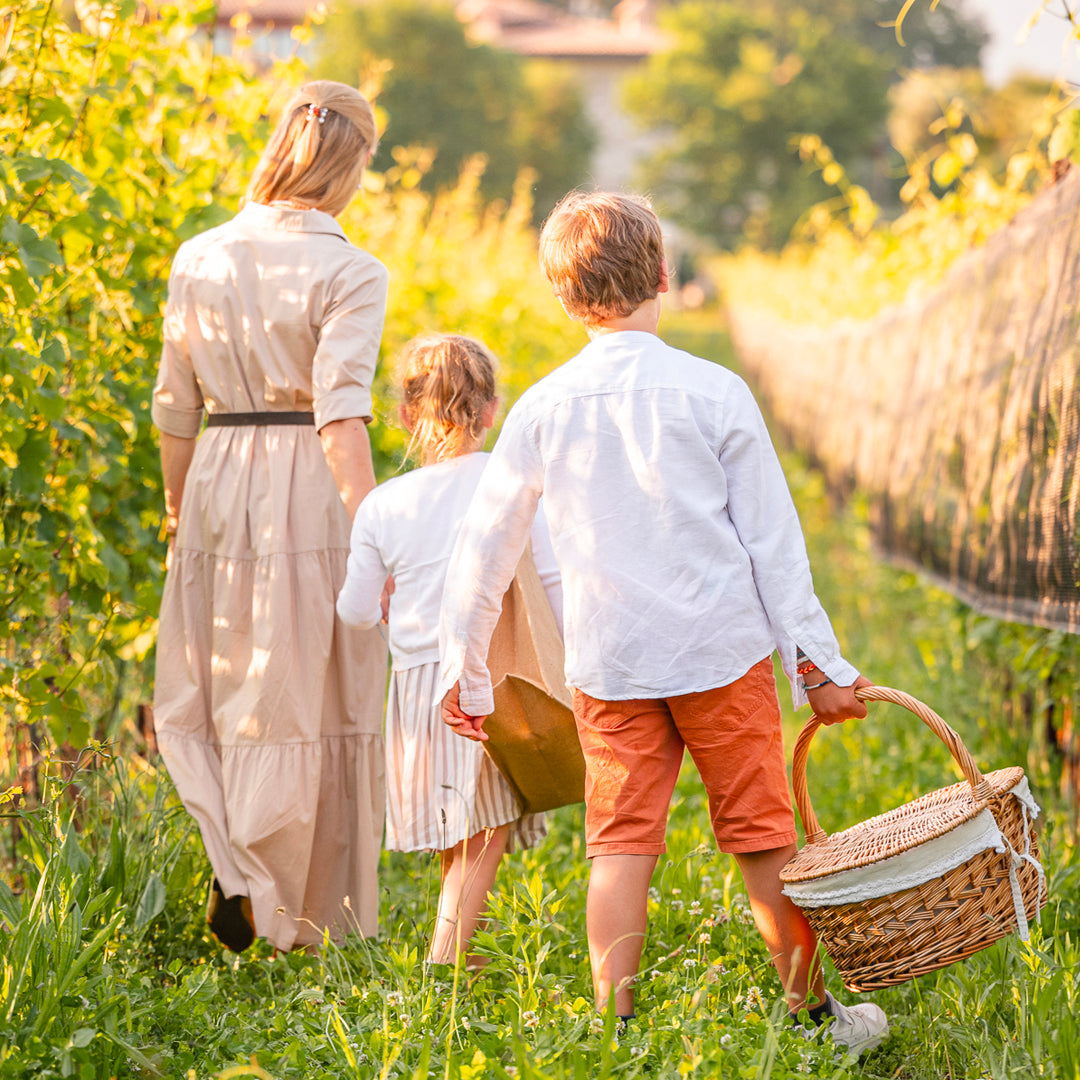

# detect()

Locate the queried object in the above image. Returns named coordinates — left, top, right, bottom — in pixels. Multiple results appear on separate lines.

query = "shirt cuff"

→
left=459, top=679, right=495, bottom=718
left=314, top=388, right=374, bottom=432
left=152, top=400, right=204, bottom=439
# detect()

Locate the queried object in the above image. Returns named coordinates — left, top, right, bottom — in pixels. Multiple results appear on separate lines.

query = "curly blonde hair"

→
left=248, top=81, right=378, bottom=217
left=398, top=334, right=498, bottom=463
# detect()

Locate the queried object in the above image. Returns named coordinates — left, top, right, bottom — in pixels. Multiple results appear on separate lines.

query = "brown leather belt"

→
left=206, top=412, right=314, bottom=427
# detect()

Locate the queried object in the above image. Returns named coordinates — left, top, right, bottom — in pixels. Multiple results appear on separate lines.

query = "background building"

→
left=215, top=0, right=666, bottom=191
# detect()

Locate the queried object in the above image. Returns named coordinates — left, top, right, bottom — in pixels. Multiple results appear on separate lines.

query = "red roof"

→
left=214, top=0, right=668, bottom=57
left=216, top=0, right=312, bottom=24
left=490, top=20, right=664, bottom=59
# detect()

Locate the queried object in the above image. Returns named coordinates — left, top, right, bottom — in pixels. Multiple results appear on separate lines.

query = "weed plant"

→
left=2, top=322, right=1077, bottom=1079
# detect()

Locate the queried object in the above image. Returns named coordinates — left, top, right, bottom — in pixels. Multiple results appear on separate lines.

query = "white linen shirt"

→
left=337, top=453, right=561, bottom=670
left=439, top=330, right=859, bottom=715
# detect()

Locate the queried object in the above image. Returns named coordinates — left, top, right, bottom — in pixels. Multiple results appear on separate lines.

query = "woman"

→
left=152, top=81, right=388, bottom=953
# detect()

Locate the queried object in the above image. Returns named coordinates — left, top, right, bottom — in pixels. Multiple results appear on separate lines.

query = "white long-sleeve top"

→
left=337, top=452, right=562, bottom=671
left=439, top=330, right=859, bottom=715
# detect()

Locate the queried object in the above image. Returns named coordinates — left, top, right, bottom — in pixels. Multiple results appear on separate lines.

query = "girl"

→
left=337, top=333, right=562, bottom=965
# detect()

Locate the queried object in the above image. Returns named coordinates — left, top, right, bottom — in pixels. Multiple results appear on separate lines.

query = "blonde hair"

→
left=398, top=334, right=498, bottom=463
left=248, top=81, right=378, bottom=217
left=538, top=191, right=665, bottom=326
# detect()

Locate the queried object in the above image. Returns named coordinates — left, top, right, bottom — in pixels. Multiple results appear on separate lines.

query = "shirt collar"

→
left=580, top=329, right=660, bottom=356
left=236, top=201, right=348, bottom=240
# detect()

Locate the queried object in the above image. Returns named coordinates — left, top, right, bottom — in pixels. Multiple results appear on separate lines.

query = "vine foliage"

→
left=0, top=1, right=302, bottom=749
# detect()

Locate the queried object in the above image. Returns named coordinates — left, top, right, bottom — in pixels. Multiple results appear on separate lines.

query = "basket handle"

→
left=791, top=684, right=993, bottom=846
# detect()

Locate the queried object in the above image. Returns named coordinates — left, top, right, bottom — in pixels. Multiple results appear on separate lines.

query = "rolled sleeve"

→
left=312, top=256, right=388, bottom=432
left=152, top=286, right=204, bottom=438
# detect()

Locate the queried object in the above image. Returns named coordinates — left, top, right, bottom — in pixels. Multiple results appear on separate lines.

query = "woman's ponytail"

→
left=248, top=81, right=378, bottom=216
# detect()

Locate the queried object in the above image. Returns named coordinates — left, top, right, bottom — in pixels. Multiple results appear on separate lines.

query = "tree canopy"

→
left=315, top=0, right=595, bottom=219
left=624, top=0, right=988, bottom=248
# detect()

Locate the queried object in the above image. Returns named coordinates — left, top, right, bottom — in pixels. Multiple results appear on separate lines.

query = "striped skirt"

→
left=385, top=662, right=546, bottom=853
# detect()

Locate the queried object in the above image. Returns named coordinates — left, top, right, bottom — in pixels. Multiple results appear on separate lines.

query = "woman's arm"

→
left=160, top=431, right=198, bottom=537
left=319, top=417, right=376, bottom=520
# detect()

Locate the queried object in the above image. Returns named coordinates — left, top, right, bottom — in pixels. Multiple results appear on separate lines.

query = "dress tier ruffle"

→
left=154, top=426, right=387, bottom=951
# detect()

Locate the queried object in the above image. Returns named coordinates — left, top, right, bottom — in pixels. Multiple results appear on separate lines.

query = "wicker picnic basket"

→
left=779, top=685, right=1047, bottom=992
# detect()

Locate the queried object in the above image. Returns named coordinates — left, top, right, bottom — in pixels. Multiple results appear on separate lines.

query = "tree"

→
left=824, top=0, right=988, bottom=70
left=622, top=0, right=989, bottom=248
left=315, top=0, right=595, bottom=218
left=888, top=69, right=1060, bottom=179
left=624, top=2, right=892, bottom=247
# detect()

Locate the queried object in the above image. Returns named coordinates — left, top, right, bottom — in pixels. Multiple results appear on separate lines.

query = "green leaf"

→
left=61, top=826, right=92, bottom=875
left=1, top=218, right=64, bottom=279
left=134, top=872, right=167, bottom=928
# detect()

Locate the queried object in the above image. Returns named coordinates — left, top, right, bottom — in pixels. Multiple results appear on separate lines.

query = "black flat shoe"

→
left=207, top=877, right=255, bottom=952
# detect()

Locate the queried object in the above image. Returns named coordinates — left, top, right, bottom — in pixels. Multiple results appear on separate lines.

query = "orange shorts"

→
left=572, top=657, right=796, bottom=857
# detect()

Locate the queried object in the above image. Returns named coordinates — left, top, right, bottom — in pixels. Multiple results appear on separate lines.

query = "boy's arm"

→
left=719, top=377, right=861, bottom=708
left=439, top=407, right=544, bottom=721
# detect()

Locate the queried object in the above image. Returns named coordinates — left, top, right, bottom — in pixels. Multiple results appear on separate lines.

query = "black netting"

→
left=727, top=170, right=1080, bottom=633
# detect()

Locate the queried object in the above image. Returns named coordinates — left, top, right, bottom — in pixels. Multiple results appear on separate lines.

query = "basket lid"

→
left=780, top=766, right=1025, bottom=884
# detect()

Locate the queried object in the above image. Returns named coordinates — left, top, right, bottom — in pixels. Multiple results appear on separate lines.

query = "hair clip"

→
left=306, top=103, right=328, bottom=125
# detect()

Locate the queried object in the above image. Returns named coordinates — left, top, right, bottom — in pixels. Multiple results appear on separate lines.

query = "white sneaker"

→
left=824, top=991, right=889, bottom=1056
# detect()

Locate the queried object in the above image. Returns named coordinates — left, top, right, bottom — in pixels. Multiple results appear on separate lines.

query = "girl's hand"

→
left=806, top=674, right=872, bottom=726
left=380, top=574, right=395, bottom=623
left=441, top=682, right=489, bottom=742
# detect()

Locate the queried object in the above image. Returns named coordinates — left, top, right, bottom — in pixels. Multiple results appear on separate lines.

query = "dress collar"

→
left=236, top=201, right=348, bottom=240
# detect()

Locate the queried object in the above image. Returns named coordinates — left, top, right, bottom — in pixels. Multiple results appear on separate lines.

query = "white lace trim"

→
left=783, top=779, right=1044, bottom=939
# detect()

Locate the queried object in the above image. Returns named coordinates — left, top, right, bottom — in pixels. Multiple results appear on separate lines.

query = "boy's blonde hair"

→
left=398, top=334, right=498, bottom=463
left=538, top=191, right=664, bottom=326
left=248, top=81, right=378, bottom=217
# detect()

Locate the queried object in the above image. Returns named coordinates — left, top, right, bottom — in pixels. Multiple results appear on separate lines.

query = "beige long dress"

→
left=152, top=202, right=388, bottom=951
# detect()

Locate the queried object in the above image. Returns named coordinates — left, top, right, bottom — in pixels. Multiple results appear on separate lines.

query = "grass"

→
left=1, top=316, right=1077, bottom=1079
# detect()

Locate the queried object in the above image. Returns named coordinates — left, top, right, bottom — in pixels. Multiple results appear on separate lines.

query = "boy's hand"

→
left=807, top=674, right=873, bottom=726
left=442, top=681, right=490, bottom=742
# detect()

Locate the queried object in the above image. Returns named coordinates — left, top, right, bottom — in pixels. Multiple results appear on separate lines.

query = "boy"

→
left=438, top=191, right=888, bottom=1054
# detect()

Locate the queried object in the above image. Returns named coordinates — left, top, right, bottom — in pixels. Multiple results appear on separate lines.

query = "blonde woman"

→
left=153, top=82, right=388, bottom=953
